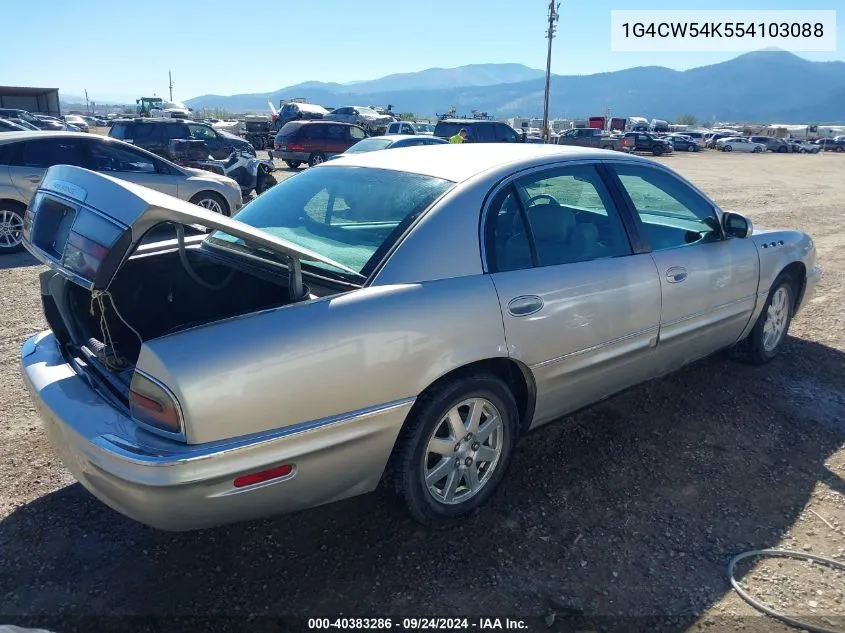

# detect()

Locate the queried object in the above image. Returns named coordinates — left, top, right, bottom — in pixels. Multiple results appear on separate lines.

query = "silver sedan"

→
left=0, top=131, right=243, bottom=253
left=20, top=144, right=820, bottom=530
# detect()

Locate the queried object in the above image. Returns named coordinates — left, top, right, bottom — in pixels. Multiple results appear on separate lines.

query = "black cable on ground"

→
left=729, top=548, right=845, bottom=633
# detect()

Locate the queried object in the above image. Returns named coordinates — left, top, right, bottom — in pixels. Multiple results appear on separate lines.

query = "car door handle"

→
left=666, top=267, right=688, bottom=283
left=26, top=175, right=42, bottom=183
left=507, top=295, right=544, bottom=317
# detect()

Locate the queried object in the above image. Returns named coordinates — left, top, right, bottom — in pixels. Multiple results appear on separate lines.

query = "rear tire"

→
left=391, top=374, right=518, bottom=526
left=0, top=201, right=26, bottom=254
left=778, top=146, right=788, bottom=153
left=739, top=275, right=795, bottom=365
left=189, top=191, right=230, bottom=216
left=308, top=152, right=326, bottom=167
left=284, top=160, right=301, bottom=169
left=836, top=147, right=844, bottom=153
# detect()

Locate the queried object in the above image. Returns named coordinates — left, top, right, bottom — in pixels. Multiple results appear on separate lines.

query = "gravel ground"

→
left=0, top=151, right=843, bottom=633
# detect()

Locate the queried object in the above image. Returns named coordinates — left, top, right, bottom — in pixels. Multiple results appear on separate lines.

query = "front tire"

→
left=687, top=144, right=696, bottom=152
left=0, top=202, right=26, bottom=254
left=753, top=146, right=762, bottom=153
left=742, top=276, right=795, bottom=365
left=189, top=191, right=229, bottom=216
left=392, top=374, right=518, bottom=526
left=724, top=145, right=733, bottom=152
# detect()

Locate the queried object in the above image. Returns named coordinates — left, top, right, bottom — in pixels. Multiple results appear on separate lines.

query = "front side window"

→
left=88, top=141, right=157, bottom=173
left=349, top=126, right=366, bottom=140
left=207, top=166, right=454, bottom=277
left=610, top=163, right=721, bottom=252
left=487, top=165, right=632, bottom=272
left=187, top=124, right=217, bottom=141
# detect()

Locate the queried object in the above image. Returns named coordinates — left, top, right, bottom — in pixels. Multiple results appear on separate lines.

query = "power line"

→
left=542, top=1, right=560, bottom=143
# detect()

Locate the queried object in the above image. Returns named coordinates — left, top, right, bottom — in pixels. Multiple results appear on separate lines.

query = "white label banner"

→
left=610, top=10, right=836, bottom=52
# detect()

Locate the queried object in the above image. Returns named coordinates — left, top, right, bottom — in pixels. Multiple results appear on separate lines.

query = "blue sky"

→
left=3, top=0, right=842, bottom=102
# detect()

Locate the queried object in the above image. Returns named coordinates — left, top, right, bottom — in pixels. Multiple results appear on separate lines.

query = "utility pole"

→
left=168, top=71, right=174, bottom=102
left=542, top=1, right=560, bottom=143
left=84, top=89, right=90, bottom=114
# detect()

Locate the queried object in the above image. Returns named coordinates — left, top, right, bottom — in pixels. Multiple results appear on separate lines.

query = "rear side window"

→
left=13, top=139, right=87, bottom=168
left=127, top=123, right=157, bottom=141
left=301, top=124, right=326, bottom=139
left=494, top=124, right=519, bottom=142
left=475, top=124, right=495, bottom=142
left=434, top=122, right=461, bottom=138
left=0, top=143, right=18, bottom=165
left=165, top=123, right=189, bottom=139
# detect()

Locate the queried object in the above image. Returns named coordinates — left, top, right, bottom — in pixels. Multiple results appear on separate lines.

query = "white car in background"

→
left=0, top=132, right=243, bottom=253
left=717, top=137, right=766, bottom=153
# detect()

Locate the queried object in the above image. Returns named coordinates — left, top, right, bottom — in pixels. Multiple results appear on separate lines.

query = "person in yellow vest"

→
left=449, top=128, right=468, bottom=144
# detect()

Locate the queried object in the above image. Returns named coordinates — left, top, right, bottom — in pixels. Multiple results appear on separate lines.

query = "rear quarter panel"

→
left=0, top=165, right=29, bottom=205
left=137, top=276, right=508, bottom=444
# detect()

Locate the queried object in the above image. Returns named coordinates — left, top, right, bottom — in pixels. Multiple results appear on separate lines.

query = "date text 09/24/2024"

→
left=307, top=618, right=528, bottom=630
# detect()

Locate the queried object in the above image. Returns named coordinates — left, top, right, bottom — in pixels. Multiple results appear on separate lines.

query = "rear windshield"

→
left=278, top=121, right=306, bottom=137
left=345, top=138, right=393, bottom=153
left=207, top=166, right=454, bottom=278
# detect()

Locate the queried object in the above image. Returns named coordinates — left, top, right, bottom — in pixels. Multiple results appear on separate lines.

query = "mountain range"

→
left=184, top=51, right=844, bottom=123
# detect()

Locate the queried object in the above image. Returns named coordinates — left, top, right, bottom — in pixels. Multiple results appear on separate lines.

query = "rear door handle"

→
left=507, top=295, right=544, bottom=317
left=666, top=267, right=688, bottom=283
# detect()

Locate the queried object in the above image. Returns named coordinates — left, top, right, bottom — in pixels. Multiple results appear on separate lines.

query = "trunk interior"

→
left=55, top=241, right=348, bottom=381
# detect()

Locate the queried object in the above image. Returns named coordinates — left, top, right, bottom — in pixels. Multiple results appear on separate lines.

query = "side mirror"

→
left=723, top=211, right=753, bottom=238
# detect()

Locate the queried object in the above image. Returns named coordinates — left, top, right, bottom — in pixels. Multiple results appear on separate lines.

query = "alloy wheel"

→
left=423, top=397, right=504, bottom=505
left=0, top=209, right=24, bottom=249
left=762, top=286, right=789, bottom=352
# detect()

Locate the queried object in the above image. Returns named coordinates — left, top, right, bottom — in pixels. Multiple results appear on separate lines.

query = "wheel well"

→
left=414, top=358, right=536, bottom=436
left=190, top=191, right=230, bottom=216
left=0, top=199, right=26, bottom=211
left=778, top=261, right=806, bottom=310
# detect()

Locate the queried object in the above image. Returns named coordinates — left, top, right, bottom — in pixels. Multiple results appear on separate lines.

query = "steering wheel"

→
left=526, top=194, right=558, bottom=207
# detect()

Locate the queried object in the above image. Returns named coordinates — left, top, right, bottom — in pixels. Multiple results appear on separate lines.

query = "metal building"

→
left=0, top=86, right=61, bottom=116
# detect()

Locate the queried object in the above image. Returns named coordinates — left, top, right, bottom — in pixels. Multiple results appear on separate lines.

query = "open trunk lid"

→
left=23, top=164, right=358, bottom=296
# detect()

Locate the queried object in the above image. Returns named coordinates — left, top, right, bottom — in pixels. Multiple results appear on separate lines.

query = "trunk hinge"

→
left=285, top=254, right=305, bottom=301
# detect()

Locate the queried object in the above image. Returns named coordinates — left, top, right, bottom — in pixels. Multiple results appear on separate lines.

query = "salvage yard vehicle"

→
left=327, top=134, right=447, bottom=159
left=556, top=128, right=628, bottom=151
left=273, top=120, right=367, bottom=167
left=718, top=137, right=766, bottom=153
left=0, top=131, right=242, bottom=253
left=109, top=118, right=255, bottom=160
left=20, top=145, right=820, bottom=531
left=323, top=106, right=395, bottom=135
left=623, top=132, right=673, bottom=156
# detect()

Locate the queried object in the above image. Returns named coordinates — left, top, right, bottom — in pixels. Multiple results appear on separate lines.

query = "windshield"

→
left=345, top=138, right=393, bottom=153
left=414, top=124, right=434, bottom=133
left=358, top=107, right=379, bottom=116
left=207, top=166, right=454, bottom=278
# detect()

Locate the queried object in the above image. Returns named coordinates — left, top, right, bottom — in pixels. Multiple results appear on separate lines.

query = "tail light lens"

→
left=287, top=144, right=305, bottom=152
left=129, top=372, right=184, bottom=438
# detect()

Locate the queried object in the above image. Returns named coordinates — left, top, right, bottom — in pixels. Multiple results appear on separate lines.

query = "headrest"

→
left=527, top=203, right=575, bottom=242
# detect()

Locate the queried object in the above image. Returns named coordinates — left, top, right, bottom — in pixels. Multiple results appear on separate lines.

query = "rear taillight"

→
left=129, top=372, right=184, bottom=438
left=287, top=144, right=305, bottom=152
left=274, top=143, right=280, bottom=150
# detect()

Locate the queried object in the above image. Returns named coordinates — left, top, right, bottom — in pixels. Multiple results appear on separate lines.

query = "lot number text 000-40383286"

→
left=610, top=9, right=836, bottom=52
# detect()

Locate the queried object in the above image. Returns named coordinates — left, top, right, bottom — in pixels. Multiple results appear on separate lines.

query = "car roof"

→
left=330, top=143, right=650, bottom=183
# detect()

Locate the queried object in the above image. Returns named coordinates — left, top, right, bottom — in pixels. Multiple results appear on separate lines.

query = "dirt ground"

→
left=0, top=151, right=843, bottom=633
